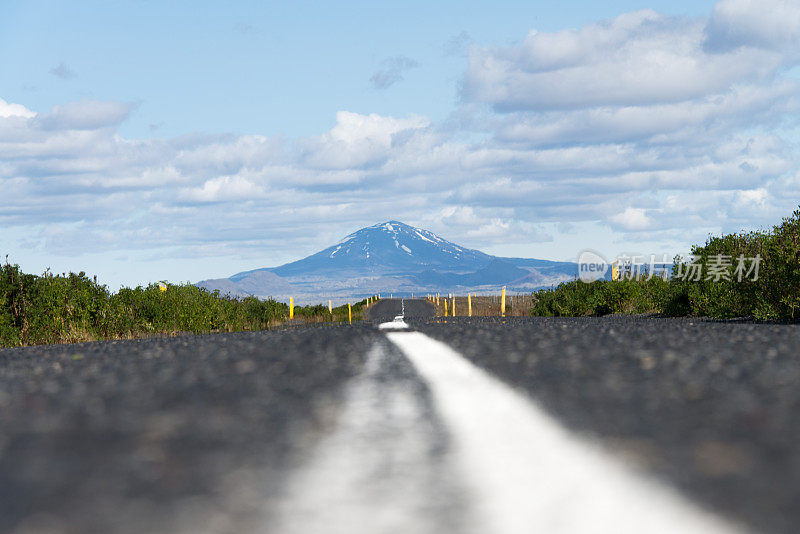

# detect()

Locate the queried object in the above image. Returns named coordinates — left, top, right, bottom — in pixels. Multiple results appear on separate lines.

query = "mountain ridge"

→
left=197, top=221, right=577, bottom=303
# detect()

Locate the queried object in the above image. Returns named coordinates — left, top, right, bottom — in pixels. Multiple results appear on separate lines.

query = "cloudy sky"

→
left=1, top=0, right=799, bottom=288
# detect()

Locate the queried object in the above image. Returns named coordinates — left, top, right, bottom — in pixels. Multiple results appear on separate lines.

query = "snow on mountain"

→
left=266, top=221, right=493, bottom=277
left=197, top=221, right=576, bottom=302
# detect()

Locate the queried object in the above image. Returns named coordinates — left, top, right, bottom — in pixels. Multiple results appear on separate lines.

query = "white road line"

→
left=377, top=298, right=408, bottom=329
left=385, top=331, right=748, bottom=534
left=269, top=342, right=470, bottom=534
left=378, top=317, right=409, bottom=330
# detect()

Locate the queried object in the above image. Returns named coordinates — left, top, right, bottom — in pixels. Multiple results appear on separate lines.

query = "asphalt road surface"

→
left=1, top=299, right=799, bottom=533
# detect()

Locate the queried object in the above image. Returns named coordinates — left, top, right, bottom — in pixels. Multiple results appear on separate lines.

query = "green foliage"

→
left=531, top=278, right=669, bottom=317
left=684, top=208, right=800, bottom=320
left=0, top=257, right=358, bottom=347
left=531, top=207, right=800, bottom=321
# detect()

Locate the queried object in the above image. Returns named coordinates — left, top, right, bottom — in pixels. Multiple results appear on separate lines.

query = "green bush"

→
left=684, top=209, right=800, bottom=320
left=531, top=207, right=800, bottom=321
left=0, top=257, right=358, bottom=347
left=531, top=278, right=669, bottom=317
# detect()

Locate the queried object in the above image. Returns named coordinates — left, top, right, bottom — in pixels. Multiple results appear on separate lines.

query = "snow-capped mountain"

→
left=196, top=221, right=577, bottom=302
left=269, top=221, right=493, bottom=277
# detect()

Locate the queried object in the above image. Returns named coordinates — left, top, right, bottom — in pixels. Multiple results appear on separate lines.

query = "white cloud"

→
left=2, top=0, right=800, bottom=280
left=0, top=98, right=35, bottom=118
left=179, top=175, right=265, bottom=203
left=610, top=207, right=652, bottom=231
left=463, top=8, right=785, bottom=111
left=734, top=188, right=768, bottom=208
left=704, top=0, right=800, bottom=53
left=298, top=111, right=429, bottom=169
left=37, top=100, right=136, bottom=130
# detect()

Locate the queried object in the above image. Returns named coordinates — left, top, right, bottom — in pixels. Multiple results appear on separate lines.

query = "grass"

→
left=530, top=206, right=800, bottom=321
left=0, top=258, right=366, bottom=348
left=428, top=294, right=535, bottom=317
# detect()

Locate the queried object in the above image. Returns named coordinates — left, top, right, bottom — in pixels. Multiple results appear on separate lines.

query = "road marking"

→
left=385, top=331, right=747, bottom=534
left=378, top=316, right=409, bottom=330
left=378, top=298, right=409, bottom=330
left=270, top=342, right=470, bottom=534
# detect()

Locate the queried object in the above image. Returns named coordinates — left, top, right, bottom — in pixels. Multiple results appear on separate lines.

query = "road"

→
left=1, top=299, right=799, bottom=533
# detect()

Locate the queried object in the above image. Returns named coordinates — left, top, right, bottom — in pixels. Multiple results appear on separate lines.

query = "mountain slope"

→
left=236, top=221, right=493, bottom=280
left=197, top=221, right=576, bottom=302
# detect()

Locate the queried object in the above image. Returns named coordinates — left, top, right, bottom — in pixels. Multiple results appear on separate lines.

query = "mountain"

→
left=240, top=221, right=493, bottom=278
left=196, top=221, right=577, bottom=303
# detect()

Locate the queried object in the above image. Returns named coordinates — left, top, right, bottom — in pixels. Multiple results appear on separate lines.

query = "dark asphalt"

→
left=411, top=310, right=800, bottom=534
left=1, top=298, right=799, bottom=533
left=0, top=325, right=380, bottom=534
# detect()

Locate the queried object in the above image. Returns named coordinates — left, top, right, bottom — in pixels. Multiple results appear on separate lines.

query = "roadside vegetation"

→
left=531, top=207, right=800, bottom=321
left=0, top=259, right=365, bottom=347
left=430, top=294, right=535, bottom=317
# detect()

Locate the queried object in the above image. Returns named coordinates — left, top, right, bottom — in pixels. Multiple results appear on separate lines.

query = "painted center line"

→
left=378, top=316, right=409, bottom=330
left=269, top=341, right=470, bottom=534
left=385, top=330, right=747, bottom=534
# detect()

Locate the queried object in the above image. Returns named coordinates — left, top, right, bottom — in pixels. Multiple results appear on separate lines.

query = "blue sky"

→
left=2, top=0, right=799, bottom=288
left=2, top=0, right=716, bottom=139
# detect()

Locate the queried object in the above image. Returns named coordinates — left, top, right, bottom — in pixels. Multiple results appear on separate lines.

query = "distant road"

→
left=1, top=299, right=798, bottom=533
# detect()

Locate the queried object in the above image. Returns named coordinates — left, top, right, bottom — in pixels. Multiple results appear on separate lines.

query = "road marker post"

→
left=501, top=286, right=506, bottom=317
left=444, top=299, right=448, bottom=317
left=612, top=259, right=620, bottom=281
left=468, top=293, right=472, bottom=317
left=328, top=300, right=332, bottom=314
left=348, top=303, right=352, bottom=325
left=452, top=295, right=456, bottom=317
left=289, top=297, right=294, bottom=319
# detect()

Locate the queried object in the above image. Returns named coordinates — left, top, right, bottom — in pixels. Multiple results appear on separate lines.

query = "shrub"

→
left=0, top=257, right=351, bottom=347
left=531, top=278, right=669, bottom=317
left=531, top=207, right=800, bottom=321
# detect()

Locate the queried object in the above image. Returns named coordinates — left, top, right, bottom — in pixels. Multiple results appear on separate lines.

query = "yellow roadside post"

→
left=348, top=303, right=352, bottom=325
left=501, top=286, right=506, bottom=317
left=612, top=259, right=620, bottom=281
left=444, top=299, right=448, bottom=317
left=328, top=300, right=333, bottom=314
left=289, top=297, right=294, bottom=319
left=468, top=293, right=472, bottom=317
left=452, top=295, right=456, bottom=316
